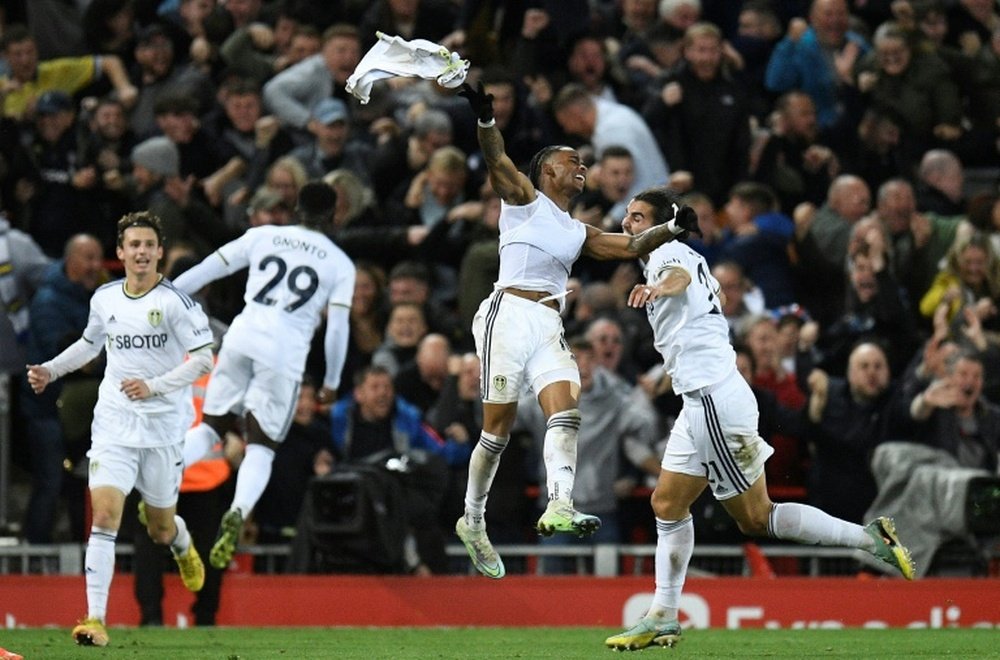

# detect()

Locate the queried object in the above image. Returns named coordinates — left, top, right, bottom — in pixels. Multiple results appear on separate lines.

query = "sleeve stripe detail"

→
left=329, top=302, right=351, bottom=309
left=162, top=280, right=196, bottom=309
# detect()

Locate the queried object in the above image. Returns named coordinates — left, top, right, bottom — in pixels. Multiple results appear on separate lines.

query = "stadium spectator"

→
left=915, top=148, right=967, bottom=216
left=357, top=0, right=460, bottom=52
left=27, top=211, right=213, bottom=647
left=200, top=78, right=296, bottom=211
left=552, top=83, right=670, bottom=205
left=869, top=348, right=1000, bottom=577
left=369, top=108, right=453, bottom=204
left=371, top=301, right=429, bottom=378
left=394, top=333, right=453, bottom=416
left=764, top=0, right=870, bottom=147
left=0, top=24, right=137, bottom=121
left=642, top=22, right=752, bottom=206
left=16, top=91, right=103, bottom=258
left=752, top=91, right=839, bottom=215
left=855, top=21, right=963, bottom=172
left=127, top=22, right=213, bottom=138
left=0, top=215, right=49, bottom=377
left=740, top=313, right=809, bottom=497
left=919, top=230, right=1000, bottom=329
left=570, top=145, right=636, bottom=233
left=220, top=19, right=322, bottom=86
left=330, top=364, right=472, bottom=574
left=711, top=260, right=764, bottom=339
left=77, top=96, right=138, bottom=253
left=20, top=234, right=105, bottom=544
left=289, top=97, right=372, bottom=183
left=793, top=174, right=872, bottom=325
left=125, top=135, right=230, bottom=257
left=518, top=336, right=660, bottom=573
left=803, top=341, right=899, bottom=524
left=262, top=23, right=363, bottom=144
left=717, top=181, right=796, bottom=308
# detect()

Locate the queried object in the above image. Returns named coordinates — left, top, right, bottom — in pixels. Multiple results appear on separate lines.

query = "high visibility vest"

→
left=181, top=365, right=232, bottom=493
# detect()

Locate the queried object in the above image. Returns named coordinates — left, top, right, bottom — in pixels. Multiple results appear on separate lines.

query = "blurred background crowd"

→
left=0, top=0, right=999, bottom=584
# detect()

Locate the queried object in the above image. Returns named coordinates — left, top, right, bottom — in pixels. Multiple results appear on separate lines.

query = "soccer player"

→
left=453, top=83, right=697, bottom=579
left=173, top=181, right=355, bottom=570
left=604, top=188, right=914, bottom=651
left=27, top=212, right=213, bottom=647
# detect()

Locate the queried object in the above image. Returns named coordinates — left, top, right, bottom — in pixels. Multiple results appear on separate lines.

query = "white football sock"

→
left=182, top=423, right=219, bottom=468
left=649, top=516, right=694, bottom=621
left=170, top=515, right=191, bottom=555
left=463, top=431, right=508, bottom=531
left=85, top=526, right=117, bottom=622
left=230, top=443, right=275, bottom=517
left=768, top=502, right=872, bottom=549
left=543, top=409, right=580, bottom=503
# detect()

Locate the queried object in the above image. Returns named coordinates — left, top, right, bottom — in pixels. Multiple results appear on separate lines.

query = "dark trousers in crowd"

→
left=131, top=480, right=232, bottom=626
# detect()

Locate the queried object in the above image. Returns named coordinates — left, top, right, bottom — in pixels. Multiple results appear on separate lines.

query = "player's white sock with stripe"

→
left=463, top=431, right=508, bottom=531
left=170, top=515, right=191, bottom=555
left=768, top=502, right=871, bottom=549
left=183, top=423, right=219, bottom=468
left=231, top=444, right=275, bottom=517
left=649, top=516, right=693, bottom=622
left=543, top=409, right=581, bottom=503
left=85, top=526, right=117, bottom=622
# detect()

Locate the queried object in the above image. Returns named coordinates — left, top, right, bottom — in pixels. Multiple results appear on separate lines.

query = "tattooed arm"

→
left=580, top=223, right=678, bottom=260
left=478, top=124, right=534, bottom=205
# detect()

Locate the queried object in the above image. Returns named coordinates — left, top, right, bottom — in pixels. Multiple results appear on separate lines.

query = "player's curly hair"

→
left=528, top=145, right=572, bottom=189
left=116, top=210, right=164, bottom=247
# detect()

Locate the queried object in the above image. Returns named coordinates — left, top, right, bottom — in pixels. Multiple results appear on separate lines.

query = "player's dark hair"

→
left=296, top=181, right=338, bottom=229
left=528, top=145, right=571, bottom=189
left=631, top=187, right=684, bottom=226
left=117, top=211, right=164, bottom=247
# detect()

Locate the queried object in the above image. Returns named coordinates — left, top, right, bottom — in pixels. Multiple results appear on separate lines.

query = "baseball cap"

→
left=35, top=90, right=74, bottom=115
left=312, top=98, right=347, bottom=125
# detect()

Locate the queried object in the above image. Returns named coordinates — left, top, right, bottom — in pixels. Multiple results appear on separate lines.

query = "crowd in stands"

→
left=2, top=0, right=999, bottom=578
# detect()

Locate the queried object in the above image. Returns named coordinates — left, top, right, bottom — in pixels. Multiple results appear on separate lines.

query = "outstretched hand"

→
left=459, top=82, right=494, bottom=124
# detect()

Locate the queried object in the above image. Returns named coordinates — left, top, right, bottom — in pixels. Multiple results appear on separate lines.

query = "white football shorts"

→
left=87, top=443, right=183, bottom=508
left=472, top=290, right=578, bottom=404
left=662, top=369, right=774, bottom=500
left=202, top=345, right=299, bottom=441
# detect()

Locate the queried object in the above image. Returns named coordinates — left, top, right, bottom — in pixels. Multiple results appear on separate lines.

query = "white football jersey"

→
left=496, top=191, right=587, bottom=297
left=643, top=241, right=735, bottom=394
left=214, top=224, right=355, bottom=379
left=84, top=277, right=213, bottom=417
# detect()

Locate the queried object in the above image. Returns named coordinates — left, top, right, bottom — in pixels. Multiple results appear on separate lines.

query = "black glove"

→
left=674, top=205, right=702, bottom=237
left=459, top=82, right=494, bottom=124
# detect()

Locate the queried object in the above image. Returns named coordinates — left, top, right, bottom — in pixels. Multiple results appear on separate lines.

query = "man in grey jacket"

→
left=516, top=336, right=660, bottom=573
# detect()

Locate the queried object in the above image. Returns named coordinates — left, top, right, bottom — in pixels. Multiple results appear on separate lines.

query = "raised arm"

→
left=459, top=83, right=534, bottom=205
left=581, top=205, right=700, bottom=260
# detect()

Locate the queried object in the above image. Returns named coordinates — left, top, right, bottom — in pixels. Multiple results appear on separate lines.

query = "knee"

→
left=650, top=488, right=688, bottom=521
left=734, top=509, right=770, bottom=538
left=90, top=509, right=119, bottom=531
left=146, top=522, right=176, bottom=546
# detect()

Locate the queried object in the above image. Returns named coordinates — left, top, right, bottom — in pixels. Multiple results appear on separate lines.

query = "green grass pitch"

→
left=0, top=627, right=998, bottom=659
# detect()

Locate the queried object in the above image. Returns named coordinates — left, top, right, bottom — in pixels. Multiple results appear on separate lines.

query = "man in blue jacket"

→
left=330, top=364, right=471, bottom=573
left=765, top=0, right=870, bottom=145
left=21, top=234, right=105, bottom=542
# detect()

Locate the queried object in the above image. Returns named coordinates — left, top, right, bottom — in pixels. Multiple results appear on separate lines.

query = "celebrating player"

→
left=604, top=188, right=914, bottom=651
left=453, top=82, right=697, bottom=579
left=173, top=181, right=355, bottom=570
left=27, top=212, right=213, bottom=647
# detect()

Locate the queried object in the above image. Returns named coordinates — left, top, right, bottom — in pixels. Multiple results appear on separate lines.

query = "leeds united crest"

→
left=147, top=309, right=163, bottom=327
